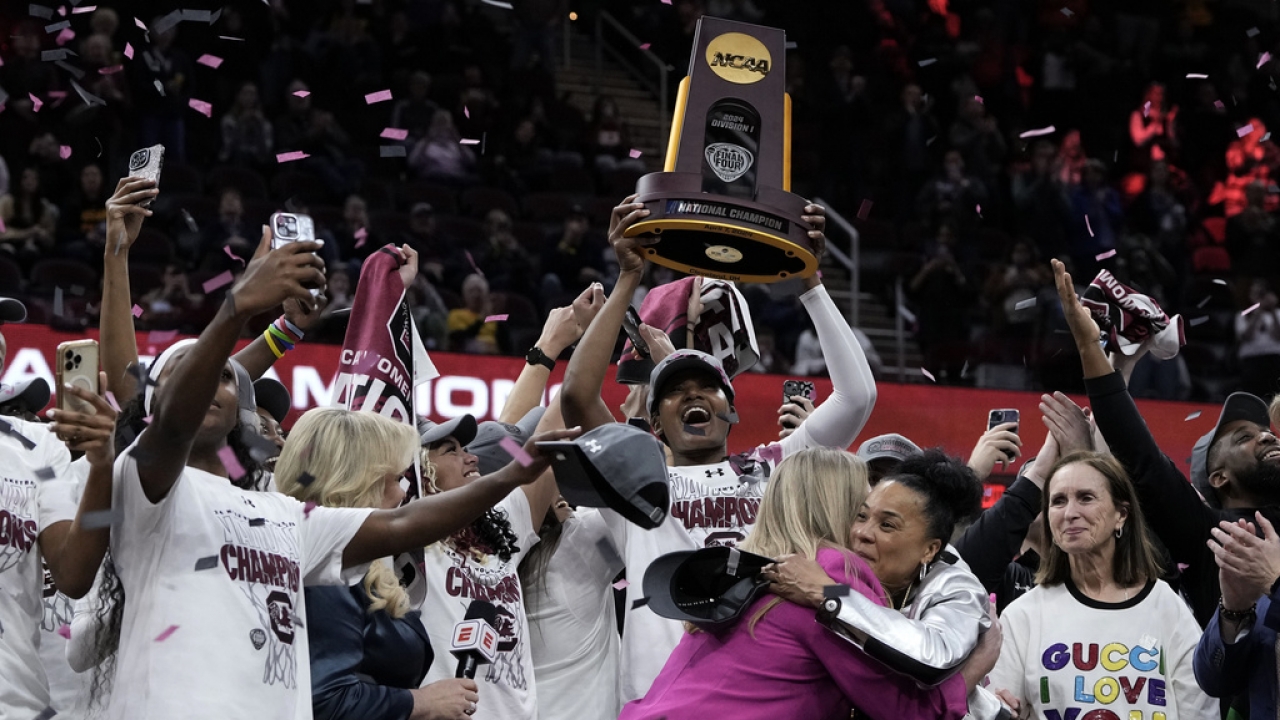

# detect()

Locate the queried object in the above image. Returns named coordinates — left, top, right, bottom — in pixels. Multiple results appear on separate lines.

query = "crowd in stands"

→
left=3, top=0, right=1280, bottom=406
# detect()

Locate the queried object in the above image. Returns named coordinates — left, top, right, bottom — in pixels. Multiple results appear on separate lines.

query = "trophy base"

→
left=622, top=172, right=817, bottom=283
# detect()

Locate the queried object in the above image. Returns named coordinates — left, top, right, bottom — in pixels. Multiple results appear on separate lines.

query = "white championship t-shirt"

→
left=104, top=449, right=372, bottom=720
left=37, top=457, right=90, bottom=720
left=418, top=491, right=540, bottom=720
left=608, top=446, right=780, bottom=705
left=0, top=418, right=77, bottom=720
left=526, top=508, right=625, bottom=720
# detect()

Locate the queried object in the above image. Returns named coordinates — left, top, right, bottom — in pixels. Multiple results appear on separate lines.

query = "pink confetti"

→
left=1085, top=215, right=1094, bottom=237
left=499, top=436, right=533, bottom=467
left=1176, top=562, right=1189, bottom=572
left=639, top=42, right=651, bottom=50
left=920, top=367, right=936, bottom=383
left=276, top=151, right=310, bottom=163
left=142, top=415, right=153, bottom=425
left=1142, top=101, right=1151, bottom=118
left=380, top=127, right=408, bottom=141
left=188, top=98, right=212, bottom=117
left=104, top=391, right=120, bottom=412
left=99, top=64, right=123, bottom=75
left=1019, top=125, right=1056, bottom=138
left=30, top=93, right=43, bottom=112
left=460, top=138, right=480, bottom=145
left=124, top=43, right=134, bottom=59
left=59, top=145, right=71, bottom=160
left=353, top=227, right=368, bottom=248
left=612, top=579, right=630, bottom=590
left=55, top=28, right=75, bottom=45
left=57, top=624, right=71, bottom=639
left=217, top=445, right=245, bottom=479
left=131, top=304, right=143, bottom=318
left=364, top=89, right=392, bottom=104
left=976, top=204, right=982, bottom=216
left=1238, top=123, right=1255, bottom=138
left=629, top=148, right=642, bottom=159
left=1186, top=73, right=1209, bottom=79
left=464, top=250, right=484, bottom=276
left=484, top=314, right=508, bottom=322
left=202, top=270, right=234, bottom=293
left=134, top=16, right=147, bottom=30
left=1095, top=249, right=1117, bottom=261
left=464, top=106, right=470, bottom=118
left=857, top=199, right=873, bottom=220
left=661, top=0, right=671, bottom=4
left=303, top=501, right=316, bottom=519
left=71, top=5, right=96, bottom=13
left=154, top=625, right=179, bottom=642
left=292, top=90, right=310, bottom=98
left=222, top=245, right=245, bottom=266
left=1259, top=52, right=1272, bottom=70
left=1214, top=100, right=1225, bottom=109
left=196, top=54, right=223, bottom=69
left=974, top=95, right=983, bottom=104
left=1243, top=302, right=1261, bottom=317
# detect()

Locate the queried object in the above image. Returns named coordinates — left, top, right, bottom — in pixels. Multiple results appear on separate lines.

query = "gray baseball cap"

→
left=537, top=422, right=670, bottom=529
left=419, top=414, right=478, bottom=447
left=0, top=297, right=27, bottom=324
left=467, top=406, right=546, bottom=476
left=0, top=378, right=50, bottom=412
left=646, top=349, right=735, bottom=418
left=1190, top=392, right=1271, bottom=507
left=856, top=433, right=922, bottom=463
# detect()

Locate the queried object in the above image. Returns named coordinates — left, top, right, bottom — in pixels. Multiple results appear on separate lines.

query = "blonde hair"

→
left=276, top=408, right=419, bottom=618
left=735, top=447, right=874, bottom=633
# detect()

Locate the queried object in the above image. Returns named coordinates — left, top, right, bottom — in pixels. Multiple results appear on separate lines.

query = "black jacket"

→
left=306, top=583, right=432, bottom=720
left=955, top=473, right=1042, bottom=613
left=1086, top=370, right=1280, bottom=627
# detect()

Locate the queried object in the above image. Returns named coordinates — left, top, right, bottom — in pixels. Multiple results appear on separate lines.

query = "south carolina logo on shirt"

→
left=0, top=476, right=38, bottom=573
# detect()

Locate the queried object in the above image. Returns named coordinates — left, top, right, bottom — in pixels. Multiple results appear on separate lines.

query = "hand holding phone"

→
left=127, top=145, right=165, bottom=208
left=986, top=409, right=1020, bottom=460
left=270, top=212, right=322, bottom=297
left=56, top=340, right=101, bottom=415
left=622, top=306, right=650, bottom=359
left=780, top=380, right=817, bottom=431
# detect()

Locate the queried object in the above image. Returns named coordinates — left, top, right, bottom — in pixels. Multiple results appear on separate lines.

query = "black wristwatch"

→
left=526, top=345, right=555, bottom=371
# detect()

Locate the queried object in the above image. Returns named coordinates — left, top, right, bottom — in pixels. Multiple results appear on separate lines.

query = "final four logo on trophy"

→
left=624, top=18, right=818, bottom=283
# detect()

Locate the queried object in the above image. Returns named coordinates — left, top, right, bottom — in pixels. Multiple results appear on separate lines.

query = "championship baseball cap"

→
left=537, top=422, right=670, bottom=529
left=1190, top=392, right=1271, bottom=506
left=646, top=349, right=735, bottom=418
left=642, top=546, right=774, bottom=628
left=856, top=433, right=923, bottom=463
left=252, top=378, right=291, bottom=425
left=467, top=406, right=546, bottom=476
left=0, top=297, right=28, bottom=324
left=0, top=378, right=50, bottom=412
left=419, top=414, right=478, bottom=448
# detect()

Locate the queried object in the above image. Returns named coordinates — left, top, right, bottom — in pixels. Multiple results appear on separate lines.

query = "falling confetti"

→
left=363, top=89, right=392, bottom=104
left=1238, top=123, right=1255, bottom=138
left=194, top=556, right=219, bottom=571
left=484, top=314, right=508, bottom=322
left=53, top=287, right=64, bottom=316
left=57, top=624, right=71, bottom=639
left=629, top=148, right=642, bottom=159
left=857, top=199, right=873, bottom=220
left=918, top=58, right=936, bottom=67
left=276, top=151, right=310, bottom=163
left=154, top=625, right=180, bottom=642
left=1060, top=7, right=1073, bottom=16
left=30, top=93, right=43, bottom=112
left=499, top=436, right=533, bottom=467
left=1085, top=215, right=1094, bottom=237
left=219, top=35, right=245, bottom=41
left=188, top=98, right=212, bottom=117
left=81, top=508, right=123, bottom=530
left=612, top=579, right=630, bottom=590
left=353, top=227, right=368, bottom=248
left=1243, top=302, right=1261, bottom=316
left=1019, top=126, right=1056, bottom=138
left=196, top=54, right=223, bottom=69
left=639, top=42, right=651, bottom=50
left=29, top=4, right=54, bottom=19
left=124, top=42, right=134, bottom=59
left=131, top=304, right=143, bottom=318
left=1186, top=73, right=1209, bottom=79
left=99, top=64, right=123, bottom=74
left=105, top=391, right=120, bottom=412
left=71, top=5, right=96, bottom=13
left=1248, top=27, right=1261, bottom=37
left=464, top=106, right=470, bottom=118
left=36, top=466, right=57, bottom=480
left=217, top=446, right=245, bottom=479
left=1189, top=316, right=1209, bottom=327
left=976, top=203, right=982, bottom=216
left=464, top=250, right=484, bottom=276
left=202, top=270, right=234, bottom=293
left=379, top=145, right=407, bottom=158
left=148, top=329, right=178, bottom=344
left=44, top=20, right=71, bottom=33
left=1095, top=249, right=1117, bottom=261
left=1259, top=52, right=1272, bottom=70
left=1143, top=101, right=1150, bottom=118
left=481, top=0, right=514, bottom=7
left=974, top=95, right=983, bottom=104
left=460, top=138, right=481, bottom=145
left=1213, top=278, right=1228, bottom=286
left=303, top=501, right=316, bottom=519
left=133, top=16, right=146, bottom=29
left=292, top=89, right=310, bottom=97
left=921, top=368, right=936, bottom=382
left=58, top=145, right=71, bottom=159
left=1214, top=100, right=1225, bottom=109
left=380, top=127, right=408, bottom=141
left=1185, top=411, right=1202, bottom=421
left=1013, top=298, right=1037, bottom=311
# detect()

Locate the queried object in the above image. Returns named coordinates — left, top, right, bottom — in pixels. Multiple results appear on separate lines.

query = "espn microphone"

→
left=451, top=600, right=499, bottom=679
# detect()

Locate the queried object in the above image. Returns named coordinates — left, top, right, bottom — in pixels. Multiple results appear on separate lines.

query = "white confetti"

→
left=1189, top=316, right=1209, bottom=327
left=1213, top=279, right=1228, bottom=286
left=1243, top=302, right=1261, bottom=316
left=1085, top=215, right=1094, bottom=237
left=1186, top=73, right=1209, bottom=79
left=1019, top=125, right=1056, bottom=138
left=1013, top=298, right=1037, bottom=311
left=918, top=58, right=936, bottom=67
left=480, top=0, right=514, bottom=7
left=1248, top=27, right=1261, bottom=38
left=920, top=367, right=936, bottom=382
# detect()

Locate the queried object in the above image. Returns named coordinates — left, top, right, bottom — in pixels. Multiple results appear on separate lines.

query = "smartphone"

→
left=56, top=340, right=100, bottom=415
left=622, top=306, right=650, bottom=358
left=987, top=408, right=1020, bottom=460
left=127, top=144, right=164, bottom=208
left=270, top=212, right=321, bottom=296
left=781, top=380, right=817, bottom=429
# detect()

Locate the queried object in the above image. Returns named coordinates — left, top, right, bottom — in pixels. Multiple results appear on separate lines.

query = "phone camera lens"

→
left=65, top=361, right=74, bottom=371
left=65, top=350, right=74, bottom=359
left=73, top=355, right=81, bottom=366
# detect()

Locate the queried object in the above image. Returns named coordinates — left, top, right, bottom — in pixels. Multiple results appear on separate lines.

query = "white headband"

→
left=143, top=338, right=199, bottom=416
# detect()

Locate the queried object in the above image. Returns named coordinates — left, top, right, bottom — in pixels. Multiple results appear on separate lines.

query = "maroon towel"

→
left=1081, top=269, right=1185, bottom=360
left=617, top=277, right=759, bottom=384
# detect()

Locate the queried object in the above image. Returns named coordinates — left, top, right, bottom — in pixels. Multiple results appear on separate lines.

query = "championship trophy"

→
left=624, top=16, right=817, bottom=283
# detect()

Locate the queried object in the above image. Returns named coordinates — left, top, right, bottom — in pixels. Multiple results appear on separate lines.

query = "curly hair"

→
left=422, top=449, right=521, bottom=562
